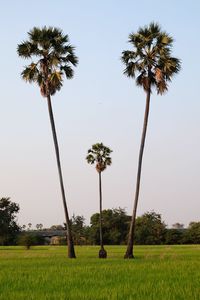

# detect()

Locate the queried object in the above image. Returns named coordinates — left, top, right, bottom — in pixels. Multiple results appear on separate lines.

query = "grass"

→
left=0, top=245, right=199, bottom=300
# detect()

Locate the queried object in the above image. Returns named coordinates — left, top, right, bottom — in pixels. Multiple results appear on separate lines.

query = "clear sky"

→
left=0, top=0, right=199, bottom=228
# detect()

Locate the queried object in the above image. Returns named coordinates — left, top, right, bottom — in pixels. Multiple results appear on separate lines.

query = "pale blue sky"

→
left=0, top=0, right=199, bottom=227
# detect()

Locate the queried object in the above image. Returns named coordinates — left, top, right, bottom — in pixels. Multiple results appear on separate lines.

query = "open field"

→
left=0, top=245, right=199, bottom=300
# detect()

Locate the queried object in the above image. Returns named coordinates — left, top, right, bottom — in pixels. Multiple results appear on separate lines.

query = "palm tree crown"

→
left=86, top=143, right=112, bottom=172
left=121, top=22, right=181, bottom=94
left=17, top=26, right=78, bottom=97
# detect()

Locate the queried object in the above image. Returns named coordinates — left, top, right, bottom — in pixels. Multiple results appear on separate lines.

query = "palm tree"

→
left=17, top=26, right=78, bottom=258
left=86, top=143, right=112, bottom=258
left=121, top=22, right=181, bottom=258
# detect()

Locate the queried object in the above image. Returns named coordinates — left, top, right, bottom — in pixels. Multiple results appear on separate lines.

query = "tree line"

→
left=69, top=210, right=200, bottom=246
left=1, top=198, right=199, bottom=247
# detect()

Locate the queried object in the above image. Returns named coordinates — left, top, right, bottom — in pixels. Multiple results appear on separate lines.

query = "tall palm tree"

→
left=17, top=26, right=78, bottom=258
left=86, top=143, right=112, bottom=258
left=121, top=22, right=181, bottom=258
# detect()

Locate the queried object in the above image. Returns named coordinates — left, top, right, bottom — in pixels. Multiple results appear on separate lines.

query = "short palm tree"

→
left=86, top=143, right=112, bottom=258
left=17, top=26, right=78, bottom=258
left=121, top=22, right=181, bottom=258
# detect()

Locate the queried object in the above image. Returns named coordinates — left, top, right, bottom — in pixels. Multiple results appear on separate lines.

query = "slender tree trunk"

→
left=98, top=171, right=107, bottom=258
left=99, top=171, right=103, bottom=249
left=124, top=88, right=151, bottom=259
left=47, top=95, right=76, bottom=258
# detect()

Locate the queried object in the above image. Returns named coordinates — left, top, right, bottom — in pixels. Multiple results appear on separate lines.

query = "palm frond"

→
left=49, top=55, right=60, bottom=67
left=123, top=62, right=136, bottom=78
left=156, top=80, right=168, bottom=95
left=148, top=22, right=161, bottom=36
left=49, top=71, right=63, bottom=95
left=17, top=42, right=38, bottom=58
left=65, top=52, right=79, bottom=66
left=86, top=154, right=95, bottom=164
left=21, top=63, right=39, bottom=82
left=61, top=65, right=74, bottom=79
left=49, top=71, right=63, bottom=86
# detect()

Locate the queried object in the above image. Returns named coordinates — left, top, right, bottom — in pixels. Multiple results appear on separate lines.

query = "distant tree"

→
left=0, top=198, right=20, bottom=245
left=18, top=233, right=36, bottom=249
left=172, top=223, right=184, bottom=229
left=182, top=222, right=200, bottom=244
left=18, top=231, right=45, bottom=250
left=70, top=215, right=86, bottom=245
left=17, top=26, right=78, bottom=258
left=86, top=143, right=112, bottom=258
left=165, top=229, right=184, bottom=245
left=22, top=225, right=26, bottom=231
left=28, top=223, right=32, bottom=230
left=36, top=223, right=43, bottom=230
left=121, top=23, right=181, bottom=258
left=50, top=225, right=65, bottom=231
left=90, top=208, right=131, bottom=245
left=134, top=211, right=166, bottom=245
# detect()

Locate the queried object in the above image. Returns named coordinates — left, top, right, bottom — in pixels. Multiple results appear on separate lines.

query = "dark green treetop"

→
left=121, top=22, right=181, bottom=94
left=17, top=26, right=78, bottom=97
left=86, top=143, right=112, bottom=173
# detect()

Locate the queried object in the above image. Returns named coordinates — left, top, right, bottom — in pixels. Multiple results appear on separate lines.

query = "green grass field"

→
left=0, top=245, right=199, bottom=300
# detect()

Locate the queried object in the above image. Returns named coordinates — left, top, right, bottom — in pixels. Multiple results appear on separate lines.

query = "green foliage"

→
left=121, top=22, right=181, bottom=94
left=14, top=210, right=199, bottom=247
left=165, top=229, right=184, bottom=245
left=182, top=222, right=200, bottom=244
left=61, top=210, right=199, bottom=246
left=70, top=215, right=87, bottom=245
left=0, top=198, right=20, bottom=245
left=17, top=26, right=78, bottom=97
left=18, top=233, right=37, bottom=249
left=89, top=208, right=131, bottom=245
left=18, top=233, right=45, bottom=249
left=86, top=142, right=112, bottom=172
left=134, top=211, right=166, bottom=245
left=50, top=224, right=65, bottom=230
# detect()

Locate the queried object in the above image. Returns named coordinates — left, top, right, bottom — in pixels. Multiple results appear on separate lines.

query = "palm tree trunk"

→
left=98, top=171, right=107, bottom=258
left=99, top=171, right=103, bottom=249
left=47, top=95, right=76, bottom=258
left=124, top=88, right=151, bottom=259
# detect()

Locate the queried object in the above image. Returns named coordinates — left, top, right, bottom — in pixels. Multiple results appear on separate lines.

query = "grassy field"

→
left=0, top=245, right=199, bottom=300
